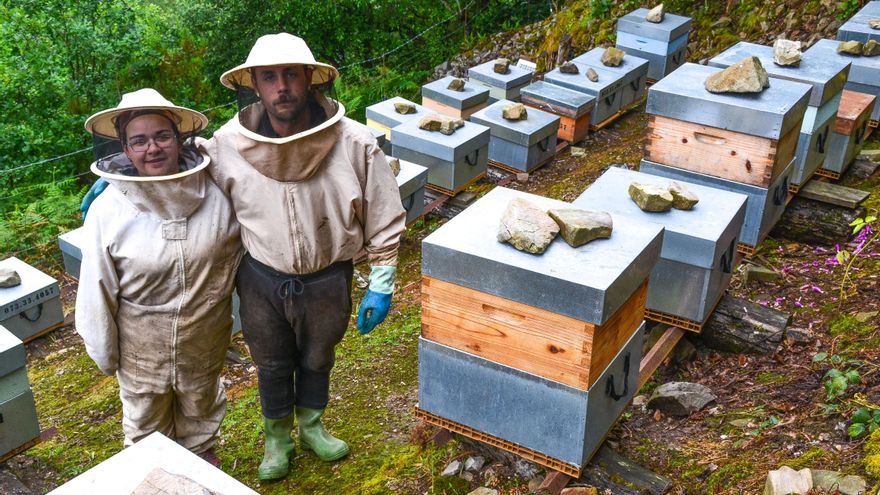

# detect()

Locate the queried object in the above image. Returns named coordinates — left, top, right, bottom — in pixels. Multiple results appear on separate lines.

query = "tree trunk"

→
left=555, top=34, right=572, bottom=68
left=772, top=197, right=866, bottom=246
left=697, top=295, right=789, bottom=355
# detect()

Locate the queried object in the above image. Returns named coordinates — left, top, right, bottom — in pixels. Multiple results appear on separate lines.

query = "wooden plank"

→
left=421, top=98, right=488, bottom=120
left=797, top=180, right=870, bottom=209
left=424, top=171, right=486, bottom=196
left=638, top=325, right=684, bottom=389
left=697, top=295, right=789, bottom=355
left=646, top=115, right=798, bottom=187
left=422, top=277, right=647, bottom=391
left=557, top=112, right=592, bottom=143
left=835, top=90, right=877, bottom=135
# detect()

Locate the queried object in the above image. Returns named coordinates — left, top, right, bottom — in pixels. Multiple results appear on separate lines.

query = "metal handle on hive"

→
left=605, top=352, right=631, bottom=401
left=604, top=93, right=616, bottom=106
left=719, top=238, right=737, bottom=274
left=401, top=194, right=415, bottom=211
left=537, top=136, right=551, bottom=152
left=465, top=149, right=480, bottom=166
left=816, top=127, right=828, bottom=154
left=19, top=303, right=44, bottom=323
left=856, top=120, right=868, bottom=145
left=773, top=176, right=789, bottom=206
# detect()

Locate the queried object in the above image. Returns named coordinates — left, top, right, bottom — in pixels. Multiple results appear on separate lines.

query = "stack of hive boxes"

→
left=420, top=75, right=490, bottom=120
left=805, top=39, right=877, bottom=178
left=543, top=61, right=626, bottom=128
left=365, top=96, right=429, bottom=141
left=394, top=158, right=429, bottom=225
left=642, top=63, right=811, bottom=255
left=836, top=2, right=880, bottom=127
left=573, top=167, right=747, bottom=330
left=0, top=325, right=41, bottom=462
left=615, top=7, right=692, bottom=82
left=467, top=59, right=533, bottom=103
left=708, top=42, right=851, bottom=191
left=469, top=99, right=560, bottom=173
left=520, top=81, right=595, bottom=143
left=1, top=257, right=63, bottom=343
left=417, top=186, right=663, bottom=475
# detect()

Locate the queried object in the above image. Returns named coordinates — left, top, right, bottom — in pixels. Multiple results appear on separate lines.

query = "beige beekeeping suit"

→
left=199, top=94, right=405, bottom=275
left=75, top=149, right=242, bottom=453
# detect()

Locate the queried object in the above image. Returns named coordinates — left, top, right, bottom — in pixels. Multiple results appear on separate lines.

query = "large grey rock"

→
left=838, top=41, right=863, bottom=55
left=645, top=3, right=664, bottom=23
left=773, top=39, right=802, bottom=66
left=131, top=468, right=217, bottom=495
left=704, top=57, right=770, bottom=93
left=441, top=460, right=462, bottom=477
left=394, top=102, right=417, bottom=114
left=628, top=182, right=673, bottom=212
left=497, top=198, right=560, bottom=254
left=763, top=467, right=812, bottom=495
left=668, top=181, right=699, bottom=210
left=388, top=157, right=401, bottom=177
left=0, top=469, right=32, bottom=495
left=647, top=382, right=716, bottom=416
left=864, top=39, right=880, bottom=57
left=547, top=208, right=613, bottom=248
left=494, top=58, right=510, bottom=74
left=464, top=456, right=485, bottom=472
left=502, top=102, right=528, bottom=121
left=586, top=67, right=599, bottom=82
left=447, top=78, right=466, bottom=91
left=601, top=47, right=626, bottom=67
left=560, top=61, right=579, bottom=74
left=811, top=470, right=866, bottom=495
left=0, top=268, right=21, bottom=288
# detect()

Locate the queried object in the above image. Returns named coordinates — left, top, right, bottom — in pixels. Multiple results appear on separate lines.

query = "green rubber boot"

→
left=296, top=407, right=349, bottom=461
left=258, top=413, right=296, bottom=481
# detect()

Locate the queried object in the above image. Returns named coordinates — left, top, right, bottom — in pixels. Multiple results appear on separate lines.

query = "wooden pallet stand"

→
left=424, top=171, right=486, bottom=197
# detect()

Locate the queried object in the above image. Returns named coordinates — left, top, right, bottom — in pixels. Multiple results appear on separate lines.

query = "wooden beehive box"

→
left=645, top=63, right=811, bottom=187
left=421, top=75, right=490, bottom=120
left=420, top=187, right=663, bottom=391
left=520, top=81, right=594, bottom=143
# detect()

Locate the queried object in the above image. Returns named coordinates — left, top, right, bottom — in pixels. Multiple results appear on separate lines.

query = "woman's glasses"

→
left=126, top=131, right=176, bottom=153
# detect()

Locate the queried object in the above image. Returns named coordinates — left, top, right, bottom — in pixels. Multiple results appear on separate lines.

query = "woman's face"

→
left=123, top=114, right=181, bottom=176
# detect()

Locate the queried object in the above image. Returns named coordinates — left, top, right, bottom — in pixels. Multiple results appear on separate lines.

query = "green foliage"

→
left=838, top=0, right=861, bottom=20
left=812, top=351, right=864, bottom=403
left=835, top=213, right=878, bottom=301
left=849, top=407, right=880, bottom=438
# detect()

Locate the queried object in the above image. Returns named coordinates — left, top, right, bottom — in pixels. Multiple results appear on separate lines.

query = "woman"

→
left=75, top=88, right=241, bottom=465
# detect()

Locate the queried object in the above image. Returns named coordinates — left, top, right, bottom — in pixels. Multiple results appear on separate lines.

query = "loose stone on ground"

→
left=647, top=382, right=716, bottom=416
left=763, top=467, right=812, bottom=495
left=704, top=56, right=770, bottom=93
left=497, top=198, right=560, bottom=254
left=629, top=182, right=673, bottom=212
left=547, top=208, right=613, bottom=247
left=441, top=460, right=462, bottom=477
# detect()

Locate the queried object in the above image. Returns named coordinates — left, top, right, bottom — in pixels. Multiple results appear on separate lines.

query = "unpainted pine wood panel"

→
left=646, top=115, right=789, bottom=187
left=834, top=90, right=876, bottom=135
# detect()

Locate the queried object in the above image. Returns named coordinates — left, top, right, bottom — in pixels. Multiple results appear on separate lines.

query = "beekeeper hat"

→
left=84, top=88, right=208, bottom=139
left=220, top=33, right=339, bottom=90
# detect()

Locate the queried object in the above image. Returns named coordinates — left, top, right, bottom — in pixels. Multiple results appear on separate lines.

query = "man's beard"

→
left=266, top=93, right=308, bottom=123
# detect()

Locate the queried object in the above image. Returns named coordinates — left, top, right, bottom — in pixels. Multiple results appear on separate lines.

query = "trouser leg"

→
left=237, top=254, right=298, bottom=419
left=119, top=386, right=174, bottom=447
left=173, top=376, right=227, bottom=454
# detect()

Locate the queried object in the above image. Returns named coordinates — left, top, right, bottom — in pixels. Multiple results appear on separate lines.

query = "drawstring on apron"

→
left=278, top=278, right=306, bottom=298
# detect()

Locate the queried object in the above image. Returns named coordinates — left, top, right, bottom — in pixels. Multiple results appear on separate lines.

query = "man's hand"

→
left=356, top=290, right=392, bottom=335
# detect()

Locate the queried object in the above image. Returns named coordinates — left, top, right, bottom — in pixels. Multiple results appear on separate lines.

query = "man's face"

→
left=253, top=65, right=311, bottom=124
left=123, top=114, right=181, bottom=176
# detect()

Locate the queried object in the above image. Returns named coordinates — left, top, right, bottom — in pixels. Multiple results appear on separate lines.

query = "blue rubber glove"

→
left=356, top=290, right=392, bottom=335
left=80, top=178, right=109, bottom=221
left=356, top=265, right=396, bottom=335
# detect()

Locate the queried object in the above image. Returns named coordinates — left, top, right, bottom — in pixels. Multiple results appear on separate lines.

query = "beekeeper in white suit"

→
left=75, top=88, right=242, bottom=466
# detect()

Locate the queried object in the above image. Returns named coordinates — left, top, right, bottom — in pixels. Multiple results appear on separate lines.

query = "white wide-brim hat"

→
left=220, top=33, right=339, bottom=90
left=84, top=88, right=209, bottom=139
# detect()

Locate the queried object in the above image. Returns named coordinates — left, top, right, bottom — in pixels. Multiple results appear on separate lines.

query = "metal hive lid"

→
left=394, top=158, right=429, bottom=198
left=838, top=12, right=880, bottom=44
left=1, top=256, right=58, bottom=311
left=365, top=96, right=428, bottom=129
left=571, top=47, right=650, bottom=84
left=468, top=59, right=534, bottom=89
left=572, top=167, right=747, bottom=269
left=707, top=41, right=851, bottom=107
left=807, top=39, right=880, bottom=87
left=421, top=75, right=490, bottom=109
left=391, top=119, right=490, bottom=163
left=0, top=325, right=25, bottom=378
left=468, top=99, right=560, bottom=147
left=616, top=7, right=692, bottom=42
left=421, top=186, right=664, bottom=324
left=645, top=62, right=812, bottom=139
left=543, top=62, right=625, bottom=99
left=520, top=81, right=596, bottom=117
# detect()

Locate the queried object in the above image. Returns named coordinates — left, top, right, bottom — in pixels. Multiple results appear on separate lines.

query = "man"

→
left=200, top=33, right=405, bottom=481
